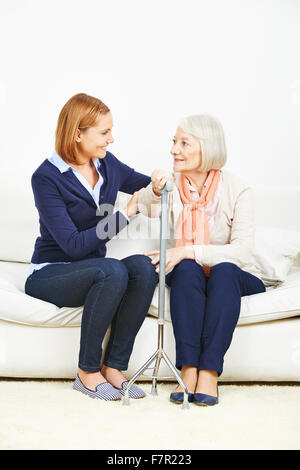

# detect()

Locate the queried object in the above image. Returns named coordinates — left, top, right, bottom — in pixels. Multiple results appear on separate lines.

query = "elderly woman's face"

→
left=171, top=127, right=201, bottom=173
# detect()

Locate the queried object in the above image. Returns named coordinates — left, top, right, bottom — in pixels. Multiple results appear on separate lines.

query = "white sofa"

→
left=0, top=171, right=300, bottom=382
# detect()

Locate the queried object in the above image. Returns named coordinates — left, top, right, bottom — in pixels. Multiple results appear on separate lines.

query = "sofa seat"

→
left=1, top=260, right=299, bottom=329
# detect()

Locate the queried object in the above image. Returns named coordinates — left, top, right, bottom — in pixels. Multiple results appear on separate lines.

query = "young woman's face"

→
left=171, top=126, right=202, bottom=172
left=76, top=111, right=114, bottom=159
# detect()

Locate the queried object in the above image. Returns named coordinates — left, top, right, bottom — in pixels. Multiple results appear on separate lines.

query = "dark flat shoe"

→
left=193, top=387, right=219, bottom=406
left=170, top=392, right=194, bottom=404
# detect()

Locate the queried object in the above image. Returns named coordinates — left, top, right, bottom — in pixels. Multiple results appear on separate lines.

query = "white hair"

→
left=178, top=114, right=227, bottom=172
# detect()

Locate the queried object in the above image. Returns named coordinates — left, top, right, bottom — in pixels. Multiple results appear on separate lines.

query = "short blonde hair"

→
left=178, top=114, right=227, bottom=171
left=55, top=93, right=110, bottom=164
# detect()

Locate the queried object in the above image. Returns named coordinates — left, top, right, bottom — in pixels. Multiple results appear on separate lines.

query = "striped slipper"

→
left=73, top=374, right=122, bottom=401
left=115, top=381, right=146, bottom=399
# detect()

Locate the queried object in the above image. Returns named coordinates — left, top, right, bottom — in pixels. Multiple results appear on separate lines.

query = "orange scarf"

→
left=175, top=169, right=221, bottom=277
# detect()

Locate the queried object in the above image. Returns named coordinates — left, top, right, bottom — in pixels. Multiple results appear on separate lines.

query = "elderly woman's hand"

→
left=143, top=246, right=194, bottom=274
left=151, top=168, right=173, bottom=196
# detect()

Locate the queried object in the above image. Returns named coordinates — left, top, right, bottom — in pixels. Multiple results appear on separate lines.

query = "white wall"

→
left=0, top=0, right=299, bottom=186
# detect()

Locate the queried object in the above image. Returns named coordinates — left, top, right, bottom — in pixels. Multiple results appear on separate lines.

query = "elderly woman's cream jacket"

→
left=137, top=168, right=264, bottom=282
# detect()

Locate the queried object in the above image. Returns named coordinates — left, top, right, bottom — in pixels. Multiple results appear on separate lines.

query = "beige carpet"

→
left=0, top=379, right=299, bottom=450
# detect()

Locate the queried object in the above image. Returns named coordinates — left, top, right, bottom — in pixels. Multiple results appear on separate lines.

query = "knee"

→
left=122, top=254, right=157, bottom=281
left=172, top=259, right=206, bottom=284
left=209, top=262, right=240, bottom=282
left=94, top=259, right=128, bottom=291
left=175, top=259, right=198, bottom=272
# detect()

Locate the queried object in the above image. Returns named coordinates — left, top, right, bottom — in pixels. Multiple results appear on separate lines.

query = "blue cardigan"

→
left=30, top=151, right=151, bottom=264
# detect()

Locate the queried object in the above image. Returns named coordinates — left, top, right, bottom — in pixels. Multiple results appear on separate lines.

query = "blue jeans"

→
left=164, top=260, right=266, bottom=376
left=25, top=255, right=158, bottom=372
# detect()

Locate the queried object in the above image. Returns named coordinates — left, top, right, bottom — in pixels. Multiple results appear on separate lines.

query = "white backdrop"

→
left=0, top=0, right=299, bottom=186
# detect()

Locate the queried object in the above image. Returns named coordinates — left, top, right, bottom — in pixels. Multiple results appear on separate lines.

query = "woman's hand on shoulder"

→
left=151, top=168, right=174, bottom=197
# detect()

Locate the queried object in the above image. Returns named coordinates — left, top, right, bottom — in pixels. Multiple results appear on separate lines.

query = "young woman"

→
left=25, top=93, right=158, bottom=401
left=138, top=114, right=266, bottom=406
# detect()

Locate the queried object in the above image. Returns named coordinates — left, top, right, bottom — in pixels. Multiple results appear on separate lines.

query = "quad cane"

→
left=123, top=180, right=190, bottom=410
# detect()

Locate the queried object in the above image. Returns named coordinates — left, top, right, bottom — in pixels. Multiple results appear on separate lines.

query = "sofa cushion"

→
left=0, top=260, right=299, bottom=328
left=0, top=261, right=83, bottom=327
left=251, top=227, right=300, bottom=285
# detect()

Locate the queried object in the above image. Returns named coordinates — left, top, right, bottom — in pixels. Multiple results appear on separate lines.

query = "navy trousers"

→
left=164, top=260, right=266, bottom=376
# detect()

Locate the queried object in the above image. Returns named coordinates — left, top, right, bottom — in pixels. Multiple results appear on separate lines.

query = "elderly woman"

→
left=25, top=93, right=158, bottom=401
left=139, top=114, right=266, bottom=406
